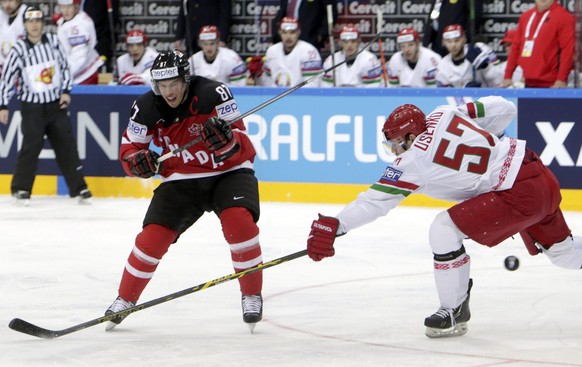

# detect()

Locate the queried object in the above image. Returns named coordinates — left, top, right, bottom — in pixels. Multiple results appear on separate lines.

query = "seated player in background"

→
left=188, top=25, right=248, bottom=87
left=115, top=29, right=158, bottom=85
left=321, top=24, right=383, bottom=88
left=435, top=24, right=504, bottom=87
left=387, top=28, right=442, bottom=87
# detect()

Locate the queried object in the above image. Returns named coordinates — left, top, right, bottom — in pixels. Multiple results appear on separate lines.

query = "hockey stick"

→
left=182, top=0, right=193, bottom=57
left=9, top=249, right=308, bottom=339
left=326, top=4, right=336, bottom=86
left=106, top=0, right=117, bottom=78
left=154, top=30, right=383, bottom=163
left=376, top=11, right=388, bottom=87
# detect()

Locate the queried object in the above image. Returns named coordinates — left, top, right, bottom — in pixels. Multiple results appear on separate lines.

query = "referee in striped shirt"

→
left=0, top=6, right=92, bottom=205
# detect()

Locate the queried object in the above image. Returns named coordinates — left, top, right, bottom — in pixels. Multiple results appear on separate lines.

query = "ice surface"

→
left=2, top=195, right=582, bottom=366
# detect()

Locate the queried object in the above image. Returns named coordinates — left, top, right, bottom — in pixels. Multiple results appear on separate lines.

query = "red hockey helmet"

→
left=442, top=24, right=465, bottom=40
left=382, top=104, right=427, bottom=144
left=279, top=17, right=300, bottom=32
left=126, top=30, right=147, bottom=45
left=339, top=24, right=359, bottom=40
left=396, top=28, right=419, bottom=44
left=199, top=25, right=220, bottom=41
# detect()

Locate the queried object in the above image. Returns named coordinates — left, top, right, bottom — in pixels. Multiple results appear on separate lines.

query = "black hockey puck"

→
left=504, top=255, right=519, bottom=271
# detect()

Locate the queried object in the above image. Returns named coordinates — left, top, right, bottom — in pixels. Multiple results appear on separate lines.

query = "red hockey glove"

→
left=246, top=56, right=265, bottom=79
left=307, top=214, right=340, bottom=261
left=125, top=149, right=162, bottom=178
left=202, top=116, right=240, bottom=163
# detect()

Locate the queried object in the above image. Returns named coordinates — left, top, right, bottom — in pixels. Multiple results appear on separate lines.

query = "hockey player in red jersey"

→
left=105, top=50, right=264, bottom=332
left=305, top=96, right=581, bottom=338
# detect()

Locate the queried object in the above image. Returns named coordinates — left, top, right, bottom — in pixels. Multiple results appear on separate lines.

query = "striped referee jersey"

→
left=0, top=32, right=72, bottom=106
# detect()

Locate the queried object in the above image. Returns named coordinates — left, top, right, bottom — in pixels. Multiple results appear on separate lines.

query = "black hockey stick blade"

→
left=9, top=249, right=308, bottom=339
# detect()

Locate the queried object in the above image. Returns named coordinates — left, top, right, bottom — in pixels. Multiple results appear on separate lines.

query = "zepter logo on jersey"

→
left=151, top=67, right=179, bottom=80
left=381, top=166, right=403, bottom=182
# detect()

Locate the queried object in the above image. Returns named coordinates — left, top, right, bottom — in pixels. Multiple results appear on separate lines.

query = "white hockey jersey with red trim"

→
left=436, top=43, right=504, bottom=88
left=188, top=47, right=248, bottom=87
left=387, top=47, right=442, bottom=87
left=259, top=40, right=322, bottom=87
left=116, top=46, right=158, bottom=85
left=335, top=96, right=526, bottom=233
left=0, top=4, right=26, bottom=77
left=321, top=49, right=383, bottom=88
left=57, top=11, right=103, bottom=84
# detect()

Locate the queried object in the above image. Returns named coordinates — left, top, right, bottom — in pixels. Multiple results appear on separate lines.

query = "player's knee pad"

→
left=135, top=224, right=178, bottom=259
left=544, top=235, right=582, bottom=269
left=429, top=211, right=466, bottom=255
left=219, top=207, right=259, bottom=245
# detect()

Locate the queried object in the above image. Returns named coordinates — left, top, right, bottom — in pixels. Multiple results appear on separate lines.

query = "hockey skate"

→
left=12, top=191, right=30, bottom=206
left=241, top=293, right=262, bottom=333
left=104, top=296, right=135, bottom=331
left=78, top=189, right=93, bottom=205
left=424, top=279, right=473, bottom=338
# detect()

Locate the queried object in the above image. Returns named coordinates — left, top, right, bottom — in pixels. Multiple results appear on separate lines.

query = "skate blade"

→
left=105, top=321, right=118, bottom=332
left=247, top=322, right=257, bottom=334
left=13, top=198, right=30, bottom=207
left=425, top=322, right=468, bottom=338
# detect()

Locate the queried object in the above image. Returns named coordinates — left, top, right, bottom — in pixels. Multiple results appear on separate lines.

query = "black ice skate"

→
left=424, top=279, right=473, bottom=338
left=241, top=293, right=262, bottom=333
left=104, top=296, right=135, bottom=331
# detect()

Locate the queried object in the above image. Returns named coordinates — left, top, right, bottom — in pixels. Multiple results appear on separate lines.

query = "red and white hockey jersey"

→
left=387, top=46, right=442, bottom=87
left=259, top=40, right=322, bottom=87
left=120, top=76, right=256, bottom=181
left=188, top=47, right=248, bottom=87
left=0, top=3, right=26, bottom=77
left=436, top=43, right=504, bottom=88
left=321, top=49, right=383, bottom=88
left=57, top=11, right=103, bottom=84
left=334, top=96, right=526, bottom=233
left=116, top=46, right=158, bottom=85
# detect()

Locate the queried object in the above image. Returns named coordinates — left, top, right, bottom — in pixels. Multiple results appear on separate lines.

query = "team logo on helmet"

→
left=396, top=28, right=419, bottom=44
left=442, top=24, right=465, bottom=40
left=199, top=25, right=220, bottom=41
left=339, top=24, right=359, bottom=41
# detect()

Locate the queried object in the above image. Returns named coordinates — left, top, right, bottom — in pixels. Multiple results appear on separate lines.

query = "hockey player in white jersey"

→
left=0, top=0, right=26, bottom=77
left=56, top=0, right=103, bottom=84
left=258, top=17, right=322, bottom=87
left=321, top=24, right=382, bottom=88
left=305, top=96, right=580, bottom=338
left=435, top=24, right=504, bottom=87
left=115, top=30, right=158, bottom=86
left=188, top=25, right=248, bottom=87
left=387, top=28, right=442, bottom=87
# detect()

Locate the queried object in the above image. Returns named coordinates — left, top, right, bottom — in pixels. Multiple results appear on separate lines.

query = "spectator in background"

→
left=257, top=17, right=322, bottom=87
left=0, top=0, right=27, bottom=77
left=0, top=6, right=92, bottom=205
left=56, top=0, right=103, bottom=84
left=499, top=29, right=524, bottom=88
left=321, top=24, right=382, bottom=88
left=115, top=29, right=158, bottom=85
left=435, top=24, right=504, bottom=88
left=423, top=0, right=483, bottom=57
left=501, top=0, right=574, bottom=88
left=271, top=0, right=336, bottom=52
left=175, top=0, right=231, bottom=57
left=387, top=28, right=442, bottom=88
left=189, top=25, right=248, bottom=87
left=83, top=0, right=119, bottom=72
